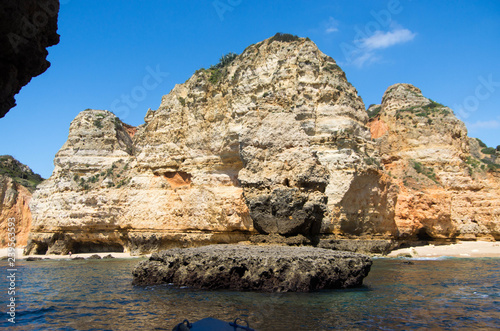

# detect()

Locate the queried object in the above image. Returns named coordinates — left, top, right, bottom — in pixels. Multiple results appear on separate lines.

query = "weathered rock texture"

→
left=27, top=35, right=500, bottom=255
left=0, top=0, right=60, bottom=118
left=132, top=244, right=372, bottom=292
left=0, top=156, right=44, bottom=247
left=367, top=84, right=500, bottom=241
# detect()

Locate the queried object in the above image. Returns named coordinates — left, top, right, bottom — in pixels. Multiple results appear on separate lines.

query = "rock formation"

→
left=367, top=84, right=500, bottom=241
left=132, top=244, right=372, bottom=291
left=0, top=0, right=60, bottom=118
left=26, top=34, right=500, bottom=255
left=0, top=155, right=44, bottom=247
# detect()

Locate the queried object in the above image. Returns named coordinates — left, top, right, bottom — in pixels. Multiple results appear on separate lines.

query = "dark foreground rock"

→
left=0, top=0, right=60, bottom=118
left=25, top=257, right=43, bottom=261
left=132, top=244, right=372, bottom=292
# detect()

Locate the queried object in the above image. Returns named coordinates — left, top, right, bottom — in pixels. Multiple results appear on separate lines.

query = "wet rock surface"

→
left=132, top=244, right=372, bottom=292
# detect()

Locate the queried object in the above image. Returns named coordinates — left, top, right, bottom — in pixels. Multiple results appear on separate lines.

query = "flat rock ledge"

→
left=132, top=245, right=372, bottom=292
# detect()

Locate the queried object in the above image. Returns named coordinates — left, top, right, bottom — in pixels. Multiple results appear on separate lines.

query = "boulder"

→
left=132, top=244, right=372, bottom=292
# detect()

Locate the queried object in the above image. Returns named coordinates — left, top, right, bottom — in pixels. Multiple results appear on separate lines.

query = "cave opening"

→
left=34, top=242, right=48, bottom=255
left=416, top=227, right=433, bottom=241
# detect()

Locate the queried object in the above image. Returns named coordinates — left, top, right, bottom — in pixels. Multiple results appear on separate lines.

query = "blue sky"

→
left=1, top=0, right=499, bottom=178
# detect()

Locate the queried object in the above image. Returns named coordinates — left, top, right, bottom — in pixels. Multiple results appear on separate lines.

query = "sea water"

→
left=1, top=257, right=499, bottom=330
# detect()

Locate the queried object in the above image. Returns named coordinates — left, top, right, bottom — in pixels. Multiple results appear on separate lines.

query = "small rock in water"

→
left=25, top=257, right=43, bottom=261
left=87, top=254, right=102, bottom=259
left=102, top=254, right=115, bottom=259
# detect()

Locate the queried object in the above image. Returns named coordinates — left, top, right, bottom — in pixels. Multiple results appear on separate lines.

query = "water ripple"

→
left=0, top=257, right=498, bottom=330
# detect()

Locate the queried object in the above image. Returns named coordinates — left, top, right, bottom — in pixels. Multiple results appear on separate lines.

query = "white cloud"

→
left=351, top=51, right=379, bottom=67
left=345, top=27, right=416, bottom=68
left=466, top=120, right=500, bottom=129
left=361, top=28, right=416, bottom=50
left=325, top=17, right=339, bottom=34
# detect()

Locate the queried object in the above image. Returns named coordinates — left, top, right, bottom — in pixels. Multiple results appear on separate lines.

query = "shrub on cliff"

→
left=400, top=100, right=448, bottom=117
left=0, top=155, right=44, bottom=191
left=411, top=160, right=438, bottom=184
left=482, top=147, right=496, bottom=155
left=476, top=138, right=487, bottom=148
left=367, top=105, right=382, bottom=118
left=270, top=33, right=300, bottom=43
left=214, top=52, right=238, bottom=69
left=202, top=52, right=239, bottom=85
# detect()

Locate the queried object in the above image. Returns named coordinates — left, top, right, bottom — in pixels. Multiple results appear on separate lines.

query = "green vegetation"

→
left=364, top=157, right=381, bottom=167
left=399, top=100, right=449, bottom=118
left=75, top=161, right=133, bottom=191
left=214, top=52, right=238, bottom=69
left=94, top=119, right=103, bottom=129
left=0, top=155, right=44, bottom=192
left=480, top=158, right=500, bottom=171
left=497, top=145, right=500, bottom=152
left=197, top=52, right=239, bottom=85
left=113, top=117, right=122, bottom=131
left=116, top=177, right=131, bottom=188
left=411, top=160, right=438, bottom=184
left=476, top=138, right=487, bottom=148
left=465, top=156, right=500, bottom=174
left=481, top=147, right=496, bottom=155
left=323, top=63, right=341, bottom=75
left=367, top=105, right=382, bottom=118
left=208, top=69, right=223, bottom=84
left=465, top=156, right=481, bottom=167
left=270, top=32, right=300, bottom=43
left=178, top=97, right=186, bottom=106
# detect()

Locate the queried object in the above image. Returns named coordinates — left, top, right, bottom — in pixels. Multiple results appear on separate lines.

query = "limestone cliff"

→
left=0, top=156, right=44, bottom=247
left=368, top=84, right=500, bottom=240
left=26, top=35, right=499, bottom=255
left=0, top=0, right=60, bottom=118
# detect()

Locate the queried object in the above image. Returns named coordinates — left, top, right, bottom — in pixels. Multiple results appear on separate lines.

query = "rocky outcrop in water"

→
left=0, top=0, right=60, bottom=118
left=26, top=34, right=499, bottom=255
left=132, top=244, right=372, bottom=292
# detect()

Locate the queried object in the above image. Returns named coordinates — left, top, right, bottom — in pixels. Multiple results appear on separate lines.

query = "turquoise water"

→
left=1, top=257, right=499, bottom=330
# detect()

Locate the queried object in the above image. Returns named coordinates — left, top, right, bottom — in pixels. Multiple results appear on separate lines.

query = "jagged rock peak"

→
left=53, top=109, right=134, bottom=175
left=381, top=83, right=433, bottom=116
left=152, top=32, right=366, bottom=124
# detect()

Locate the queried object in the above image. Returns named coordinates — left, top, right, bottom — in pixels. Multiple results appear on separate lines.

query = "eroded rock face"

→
left=368, top=83, right=500, bottom=240
left=0, top=176, right=32, bottom=247
left=0, top=0, right=60, bottom=118
left=27, top=37, right=499, bottom=254
left=0, top=156, right=44, bottom=248
left=28, top=36, right=385, bottom=254
left=27, top=109, right=253, bottom=255
left=132, top=245, right=372, bottom=292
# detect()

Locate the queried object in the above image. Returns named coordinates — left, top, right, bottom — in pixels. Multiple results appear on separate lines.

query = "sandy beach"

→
left=0, top=248, right=149, bottom=260
left=387, top=241, right=500, bottom=258
left=1, top=241, right=499, bottom=260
